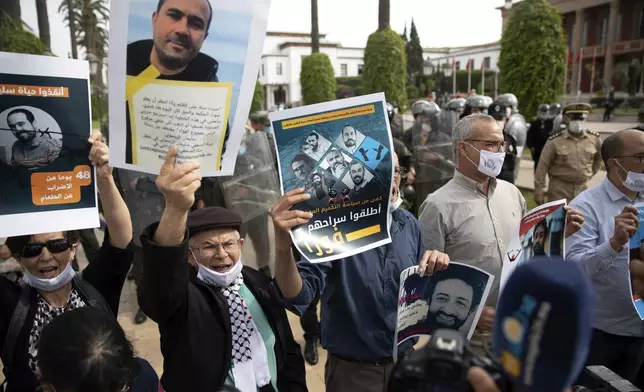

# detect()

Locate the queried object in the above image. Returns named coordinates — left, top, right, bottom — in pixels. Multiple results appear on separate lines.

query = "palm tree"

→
left=378, top=0, right=390, bottom=31
left=59, top=0, right=79, bottom=58
left=311, top=0, right=319, bottom=53
left=35, top=0, right=51, bottom=51
left=0, top=0, right=21, bottom=21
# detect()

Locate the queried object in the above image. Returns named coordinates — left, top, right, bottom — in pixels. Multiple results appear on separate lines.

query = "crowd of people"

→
left=0, top=93, right=643, bottom=392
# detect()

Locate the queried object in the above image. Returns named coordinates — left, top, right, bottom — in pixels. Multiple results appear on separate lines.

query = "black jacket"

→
left=0, top=235, right=133, bottom=392
left=137, top=224, right=308, bottom=392
left=527, top=119, right=553, bottom=160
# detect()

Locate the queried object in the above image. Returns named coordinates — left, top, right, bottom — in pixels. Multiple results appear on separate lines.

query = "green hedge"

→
left=250, top=80, right=265, bottom=114
left=300, top=52, right=336, bottom=105
left=499, top=0, right=566, bottom=117
left=0, top=12, right=45, bottom=54
left=363, top=27, right=407, bottom=108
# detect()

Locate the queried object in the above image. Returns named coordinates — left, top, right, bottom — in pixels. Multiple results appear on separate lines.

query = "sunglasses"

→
left=20, top=238, right=71, bottom=258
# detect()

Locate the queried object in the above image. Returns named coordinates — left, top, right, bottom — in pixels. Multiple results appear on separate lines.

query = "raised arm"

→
left=90, top=131, right=132, bottom=249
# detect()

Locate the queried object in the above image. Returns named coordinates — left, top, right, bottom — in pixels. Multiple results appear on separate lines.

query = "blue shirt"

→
left=285, top=208, right=424, bottom=361
left=566, top=178, right=644, bottom=337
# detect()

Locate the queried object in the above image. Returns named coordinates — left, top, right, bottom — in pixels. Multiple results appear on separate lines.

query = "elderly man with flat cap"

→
left=138, top=146, right=307, bottom=392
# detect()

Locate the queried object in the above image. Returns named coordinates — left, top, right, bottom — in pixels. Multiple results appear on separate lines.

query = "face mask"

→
left=239, top=145, right=247, bottom=155
left=389, top=194, right=403, bottom=213
left=496, top=120, right=506, bottom=131
left=568, top=120, right=584, bottom=133
left=466, top=143, right=505, bottom=178
left=197, top=257, right=243, bottom=288
left=265, top=127, right=273, bottom=135
left=616, top=161, right=644, bottom=192
left=422, top=123, right=431, bottom=132
left=539, top=114, right=548, bottom=121
left=22, top=262, right=76, bottom=292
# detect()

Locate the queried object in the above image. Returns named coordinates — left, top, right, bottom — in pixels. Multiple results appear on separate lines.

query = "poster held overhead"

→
left=108, top=0, right=271, bottom=176
left=0, top=52, right=99, bottom=237
left=270, top=93, right=394, bottom=263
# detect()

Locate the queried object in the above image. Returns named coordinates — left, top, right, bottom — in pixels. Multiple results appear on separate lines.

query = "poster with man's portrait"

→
left=628, top=203, right=644, bottom=320
left=500, top=199, right=567, bottom=293
left=0, top=52, right=98, bottom=237
left=394, top=263, right=494, bottom=356
left=108, top=0, right=270, bottom=176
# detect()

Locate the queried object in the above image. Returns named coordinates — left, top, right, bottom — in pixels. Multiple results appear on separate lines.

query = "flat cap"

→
left=187, top=207, right=242, bottom=237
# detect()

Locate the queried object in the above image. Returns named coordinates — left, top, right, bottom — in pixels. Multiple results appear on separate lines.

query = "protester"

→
left=418, top=114, right=584, bottom=353
left=137, top=146, right=307, bottom=392
left=0, top=131, right=133, bottom=392
left=37, top=307, right=160, bottom=392
left=567, top=129, right=644, bottom=385
left=270, top=152, right=450, bottom=392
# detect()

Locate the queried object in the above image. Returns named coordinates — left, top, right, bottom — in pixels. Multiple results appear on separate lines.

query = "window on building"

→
left=639, top=8, right=644, bottom=38
left=340, top=63, right=348, bottom=77
left=600, top=16, right=608, bottom=45
left=582, top=21, right=588, bottom=46
left=358, top=64, right=364, bottom=75
left=455, top=61, right=461, bottom=71
left=276, top=63, right=283, bottom=75
left=616, top=13, right=622, bottom=41
left=261, top=64, right=265, bottom=76
left=484, top=57, right=491, bottom=69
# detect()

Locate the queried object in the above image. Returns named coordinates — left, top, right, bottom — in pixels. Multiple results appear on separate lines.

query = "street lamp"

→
left=504, top=0, right=513, bottom=9
left=87, top=52, right=99, bottom=79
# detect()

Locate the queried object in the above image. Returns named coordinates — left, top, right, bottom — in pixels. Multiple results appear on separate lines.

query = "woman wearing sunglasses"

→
left=1, top=131, right=133, bottom=392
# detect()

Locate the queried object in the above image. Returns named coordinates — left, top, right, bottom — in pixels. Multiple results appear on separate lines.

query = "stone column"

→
left=603, top=0, right=620, bottom=90
left=570, top=9, right=585, bottom=95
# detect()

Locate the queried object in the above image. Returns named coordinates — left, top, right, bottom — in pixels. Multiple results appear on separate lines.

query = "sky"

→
left=19, top=0, right=504, bottom=59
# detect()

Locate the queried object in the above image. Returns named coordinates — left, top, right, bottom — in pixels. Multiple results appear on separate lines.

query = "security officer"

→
left=387, top=101, right=404, bottom=140
left=527, top=104, right=554, bottom=172
left=439, top=98, right=466, bottom=136
left=488, top=102, right=518, bottom=183
left=534, top=103, right=602, bottom=205
left=550, top=103, right=564, bottom=133
left=405, top=101, right=440, bottom=150
left=460, top=95, right=489, bottom=119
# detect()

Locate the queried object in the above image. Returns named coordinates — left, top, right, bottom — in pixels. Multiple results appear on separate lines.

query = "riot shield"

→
left=413, top=137, right=455, bottom=213
left=117, top=169, right=165, bottom=247
left=439, top=110, right=459, bottom=137
left=506, top=113, right=528, bottom=158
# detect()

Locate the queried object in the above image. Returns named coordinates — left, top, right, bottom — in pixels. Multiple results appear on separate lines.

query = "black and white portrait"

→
left=301, top=131, right=332, bottom=162
left=0, top=106, right=63, bottom=170
left=320, top=148, right=351, bottom=180
left=343, top=160, right=375, bottom=197
left=335, top=124, right=366, bottom=154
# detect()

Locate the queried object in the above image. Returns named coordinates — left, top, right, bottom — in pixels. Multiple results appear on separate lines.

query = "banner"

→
left=270, top=93, right=393, bottom=263
left=0, top=52, right=98, bottom=237
left=108, top=0, right=270, bottom=176
left=628, top=203, right=644, bottom=319
left=394, top=263, right=494, bottom=357
left=500, top=199, right=567, bottom=292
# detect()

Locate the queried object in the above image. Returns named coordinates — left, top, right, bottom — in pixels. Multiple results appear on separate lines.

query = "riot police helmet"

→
left=466, top=95, right=489, bottom=114
left=549, top=103, right=562, bottom=117
left=496, top=93, right=519, bottom=111
left=446, top=98, right=467, bottom=111
left=411, top=100, right=432, bottom=118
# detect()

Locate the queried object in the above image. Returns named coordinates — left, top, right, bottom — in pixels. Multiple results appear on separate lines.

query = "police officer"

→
left=534, top=103, right=602, bottom=205
left=405, top=100, right=439, bottom=150
left=439, top=98, right=466, bottom=136
left=550, top=103, right=564, bottom=133
left=460, top=95, right=489, bottom=119
left=488, top=102, right=518, bottom=183
left=387, top=101, right=405, bottom=140
left=527, top=104, right=554, bottom=172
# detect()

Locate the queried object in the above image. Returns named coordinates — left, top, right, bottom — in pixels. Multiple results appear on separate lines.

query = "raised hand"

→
left=88, top=131, right=111, bottom=180
left=155, top=146, right=202, bottom=213
left=270, top=188, right=313, bottom=234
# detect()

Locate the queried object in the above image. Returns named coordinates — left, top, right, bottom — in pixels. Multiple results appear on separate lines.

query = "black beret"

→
left=187, top=207, right=242, bottom=237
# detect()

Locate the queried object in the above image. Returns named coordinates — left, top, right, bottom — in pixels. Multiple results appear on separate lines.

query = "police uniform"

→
left=534, top=103, right=602, bottom=204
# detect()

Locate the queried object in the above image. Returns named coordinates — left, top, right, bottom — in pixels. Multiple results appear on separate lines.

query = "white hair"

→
left=451, top=113, right=497, bottom=162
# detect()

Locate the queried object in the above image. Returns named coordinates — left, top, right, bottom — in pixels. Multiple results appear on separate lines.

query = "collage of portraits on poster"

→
left=270, top=94, right=394, bottom=262
left=0, top=53, right=98, bottom=237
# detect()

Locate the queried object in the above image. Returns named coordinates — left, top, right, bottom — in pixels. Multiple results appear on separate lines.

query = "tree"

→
left=311, top=0, right=319, bottom=53
left=0, top=0, right=20, bottom=21
left=378, top=0, right=390, bottom=31
left=251, top=80, right=265, bottom=113
left=35, top=0, right=51, bottom=51
left=499, top=0, right=566, bottom=117
left=0, top=11, right=46, bottom=54
left=59, top=0, right=78, bottom=58
left=363, top=27, right=407, bottom=108
left=301, top=53, right=336, bottom=104
left=406, top=20, right=424, bottom=87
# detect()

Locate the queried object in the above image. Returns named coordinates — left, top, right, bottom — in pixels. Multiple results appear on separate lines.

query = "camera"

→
left=388, top=329, right=511, bottom=392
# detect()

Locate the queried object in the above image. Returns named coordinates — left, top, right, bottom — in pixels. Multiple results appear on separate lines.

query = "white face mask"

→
left=568, top=120, right=584, bottom=133
left=616, top=161, right=644, bottom=192
left=466, top=143, right=505, bottom=178
left=197, top=257, right=243, bottom=288
left=389, top=194, right=403, bottom=214
left=496, top=120, right=506, bottom=131
left=22, top=262, right=76, bottom=292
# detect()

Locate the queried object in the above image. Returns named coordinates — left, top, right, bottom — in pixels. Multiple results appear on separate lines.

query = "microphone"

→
left=493, top=257, right=596, bottom=392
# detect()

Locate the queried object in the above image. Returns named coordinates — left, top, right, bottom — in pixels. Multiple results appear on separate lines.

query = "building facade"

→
left=501, top=0, right=644, bottom=95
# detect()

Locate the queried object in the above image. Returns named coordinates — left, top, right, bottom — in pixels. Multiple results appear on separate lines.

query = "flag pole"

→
left=494, top=70, right=499, bottom=98
left=590, top=47, right=596, bottom=95
left=564, top=50, right=569, bottom=95
left=452, top=57, right=456, bottom=95
left=467, top=60, right=472, bottom=94
left=481, top=62, right=486, bottom=95
left=576, top=52, right=582, bottom=96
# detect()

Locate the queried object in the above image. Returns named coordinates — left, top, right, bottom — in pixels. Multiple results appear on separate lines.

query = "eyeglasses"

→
left=190, top=239, right=240, bottom=258
left=20, top=238, right=71, bottom=258
left=466, top=139, right=508, bottom=153
left=394, top=167, right=408, bottom=178
left=613, top=155, right=644, bottom=165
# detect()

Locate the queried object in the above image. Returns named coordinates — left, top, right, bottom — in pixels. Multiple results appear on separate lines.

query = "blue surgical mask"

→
left=265, top=127, right=273, bottom=135
left=22, top=262, right=76, bottom=292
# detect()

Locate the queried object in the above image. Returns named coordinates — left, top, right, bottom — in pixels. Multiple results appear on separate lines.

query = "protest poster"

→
left=628, top=203, right=644, bottom=319
left=270, top=93, right=393, bottom=263
left=0, top=52, right=98, bottom=237
left=108, top=0, right=270, bottom=176
left=500, top=199, right=567, bottom=292
left=394, top=263, right=494, bottom=357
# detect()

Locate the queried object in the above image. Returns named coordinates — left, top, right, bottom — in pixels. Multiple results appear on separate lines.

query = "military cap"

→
left=562, top=103, right=591, bottom=120
left=187, top=207, right=242, bottom=237
left=488, top=102, right=510, bottom=119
